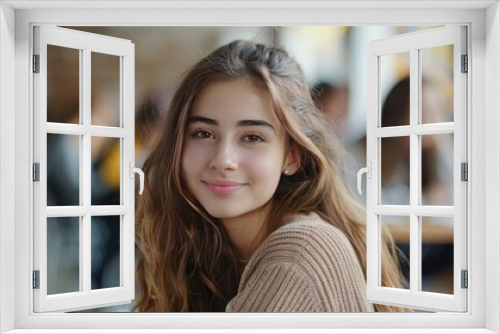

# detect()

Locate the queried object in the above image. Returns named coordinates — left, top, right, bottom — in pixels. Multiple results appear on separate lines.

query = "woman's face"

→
left=181, top=78, right=295, bottom=224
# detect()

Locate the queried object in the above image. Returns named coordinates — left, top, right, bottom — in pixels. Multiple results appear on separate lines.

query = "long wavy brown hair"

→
left=133, top=40, right=410, bottom=312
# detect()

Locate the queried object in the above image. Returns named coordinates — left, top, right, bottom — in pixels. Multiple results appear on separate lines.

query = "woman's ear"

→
left=283, top=144, right=300, bottom=175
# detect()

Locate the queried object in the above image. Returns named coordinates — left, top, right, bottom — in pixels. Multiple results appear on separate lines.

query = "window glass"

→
left=91, top=137, right=121, bottom=206
left=380, top=215, right=410, bottom=289
left=421, top=45, right=454, bottom=124
left=381, top=136, right=410, bottom=205
left=421, top=134, right=454, bottom=206
left=91, top=216, right=121, bottom=290
left=380, top=52, right=410, bottom=128
left=47, top=217, right=80, bottom=295
left=91, top=52, right=121, bottom=127
left=47, top=45, right=80, bottom=124
left=47, top=134, right=80, bottom=206
left=421, top=216, right=454, bottom=294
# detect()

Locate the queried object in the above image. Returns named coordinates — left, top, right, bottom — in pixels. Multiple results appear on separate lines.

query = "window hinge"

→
left=33, top=270, right=40, bottom=289
left=33, top=54, right=40, bottom=73
left=461, top=270, right=468, bottom=289
left=461, top=162, right=468, bottom=181
left=33, top=163, right=40, bottom=182
left=461, top=54, right=468, bottom=73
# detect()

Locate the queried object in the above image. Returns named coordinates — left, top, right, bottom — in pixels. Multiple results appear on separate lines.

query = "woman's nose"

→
left=209, top=140, right=238, bottom=171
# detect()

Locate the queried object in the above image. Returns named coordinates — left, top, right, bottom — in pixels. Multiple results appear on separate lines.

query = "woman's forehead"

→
left=188, top=78, right=281, bottom=127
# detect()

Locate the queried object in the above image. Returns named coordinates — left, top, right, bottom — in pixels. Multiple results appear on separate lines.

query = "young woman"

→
left=133, top=40, right=408, bottom=312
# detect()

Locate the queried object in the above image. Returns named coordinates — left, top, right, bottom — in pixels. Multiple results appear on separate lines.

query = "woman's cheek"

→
left=246, top=149, right=282, bottom=178
left=182, top=143, right=203, bottom=172
left=191, top=152, right=206, bottom=170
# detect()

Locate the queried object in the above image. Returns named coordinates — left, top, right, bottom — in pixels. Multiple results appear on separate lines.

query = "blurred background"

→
left=45, top=26, right=454, bottom=312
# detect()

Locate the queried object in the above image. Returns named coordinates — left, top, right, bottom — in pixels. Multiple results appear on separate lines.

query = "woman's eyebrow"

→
left=237, top=120, right=275, bottom=132
left=187, top=116, right=275, bottom=132
left=187, top=116, right=217, bottom=126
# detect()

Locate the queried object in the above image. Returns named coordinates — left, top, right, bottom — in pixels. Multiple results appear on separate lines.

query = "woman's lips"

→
left=203, top=181, right=246, bottom=195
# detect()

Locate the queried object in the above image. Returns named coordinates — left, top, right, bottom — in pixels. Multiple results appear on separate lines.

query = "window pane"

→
left=421, top=216, right=454, bottom=294
left=380, top=215, right=410, bottom=290
left=47, top=45, right=80, bottom=124
left=381, top=136, right=410, bottom=205
left=421, top=45, right=454, bottom=124
left=91, top=137, right=121, bottom=206
left=380, top=52, right=410, bottom=128
left=91, top=52, right=120, bottom=127
left=47, top=134, right=80, bottom=206
left=421, top=133, right=454, bottom=206
left=91, top=216, right=121, bottom=290
left=47, top=217, right=80, bottom=295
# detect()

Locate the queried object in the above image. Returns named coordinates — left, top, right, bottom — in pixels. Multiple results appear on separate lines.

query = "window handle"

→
left=129, top=162, right=144, bottom=195
left=357, top=161, right=372, bottom=195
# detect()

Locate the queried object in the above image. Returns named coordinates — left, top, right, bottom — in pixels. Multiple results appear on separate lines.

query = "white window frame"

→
left=33, top=25, right=136, bottom=313
left=1, top=1, right=499, bottom=333
left=365, top=26, right=468, bottom=312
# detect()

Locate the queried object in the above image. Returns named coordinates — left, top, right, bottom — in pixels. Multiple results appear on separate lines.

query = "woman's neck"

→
left=221, top=210, right=267, bottom=262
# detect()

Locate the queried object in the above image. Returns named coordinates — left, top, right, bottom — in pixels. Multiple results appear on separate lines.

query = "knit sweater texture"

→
left=225, top=212, right=375, bottom=312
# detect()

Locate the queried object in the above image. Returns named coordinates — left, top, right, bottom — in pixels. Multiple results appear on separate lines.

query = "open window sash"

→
left=33, top=26, right=136, bottom=312
left=365, top=26, right=467, bottom=312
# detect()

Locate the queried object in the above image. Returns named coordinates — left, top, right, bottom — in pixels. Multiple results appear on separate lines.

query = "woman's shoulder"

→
left=266, top=212, right=353, bottom=253
left=278, top=211, right=344, bottom=235
left=247, top=212, right=358, bottom=270
left=231, top=212, right=374, bottom=312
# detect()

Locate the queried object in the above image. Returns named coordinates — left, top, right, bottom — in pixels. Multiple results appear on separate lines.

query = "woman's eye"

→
left=243, top=134, right=265, bottom=143
left=192, top=130, right=213, bottom=139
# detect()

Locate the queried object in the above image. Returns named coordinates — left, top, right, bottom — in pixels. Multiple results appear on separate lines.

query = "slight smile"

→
left=203, top=180, right=247, bottom=195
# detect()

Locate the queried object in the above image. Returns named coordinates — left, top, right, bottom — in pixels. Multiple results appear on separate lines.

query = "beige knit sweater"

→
left=225, top=212, right=375, bottom=312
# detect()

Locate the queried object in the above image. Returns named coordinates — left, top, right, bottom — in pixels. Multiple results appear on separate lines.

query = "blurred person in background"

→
left=311, top=82, right=349, bottom=137
left=311, top=81, right=361, bottom=202
left=373, top=76, right=453, bottom=207
left=135, top=92, right=169, bottom=168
